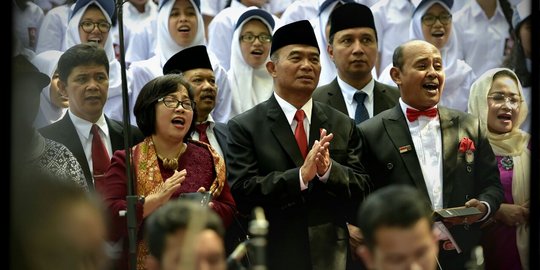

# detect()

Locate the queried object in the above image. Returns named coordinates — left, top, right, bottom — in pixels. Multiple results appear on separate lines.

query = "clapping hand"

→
left=300, top=129, right=333, bottom=184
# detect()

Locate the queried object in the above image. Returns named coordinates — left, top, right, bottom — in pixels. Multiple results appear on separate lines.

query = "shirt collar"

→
left=274, top=92, right=313, bottom=125
left=68, top=110, right=109, bottom=139
left=337, top=77, right=375, bottom=105
left=471, top=0, right=505, bottom=20
left=197, top=114, right=216, bottom=128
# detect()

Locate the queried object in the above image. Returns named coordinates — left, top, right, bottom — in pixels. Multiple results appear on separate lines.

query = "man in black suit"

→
left=357, top=40, right=503, bottom=270
left=227, top=20, right=371, bottom=270
left=163, top=45, right=228, bottom=162
left=313, top=2, right=399, bottom=124
left=40, top=43, right=144, bottom=190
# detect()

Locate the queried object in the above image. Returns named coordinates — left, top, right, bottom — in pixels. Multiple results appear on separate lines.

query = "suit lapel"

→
left=373, top=82, right=388, bottom=114
left=439, top=107, right=459, bottom=207
left=267, top=96, right=305, bottom=167
left=106, top=118, right=125, bottom=152
left=213, top=123, right=229, bottom=156
left=309, top=102, right=329, bottom=148
left=383, top=106, right=431, bottom=200
left=59, top=115, right=93, bottom=188
left=327, top=79, right=348, bottom=115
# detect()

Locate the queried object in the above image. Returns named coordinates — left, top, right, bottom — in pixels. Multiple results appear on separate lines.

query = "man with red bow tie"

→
left=357, top=40, right=503, bottom=270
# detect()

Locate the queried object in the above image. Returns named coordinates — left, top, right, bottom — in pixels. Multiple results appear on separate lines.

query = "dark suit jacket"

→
left=357, top=106, right=503, bottom=265
left=213, top=122, right=229, bottom=159
left=226, top=95, right=371, bottom=270
left=39, top=113, right=144, bottom=189
left=313, top=78, right=400, bottom=117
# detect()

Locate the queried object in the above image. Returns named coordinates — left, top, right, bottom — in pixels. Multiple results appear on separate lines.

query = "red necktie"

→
left=406, top=107, right=438, bottom=122
left=195, top=122, right=210, bottom=144
left=91, top=124, right=110, bottom=184
left=294, top=110, right=308, bottom=159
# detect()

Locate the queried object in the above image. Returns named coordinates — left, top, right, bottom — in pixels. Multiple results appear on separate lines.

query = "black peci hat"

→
left=163, top=45, right=213, bottom=75
left=329, top=3, right=377, bottom=38
left=270, top=20, right=319, bottom=55
left=12, top=55, right=50, bottom=90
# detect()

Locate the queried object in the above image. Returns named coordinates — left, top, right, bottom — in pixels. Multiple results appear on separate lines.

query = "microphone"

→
left=227, top=241, right=248, bottom=270
left=249, top=207, right=268, bottom=270
left=465, top=245, right=485, bottom=270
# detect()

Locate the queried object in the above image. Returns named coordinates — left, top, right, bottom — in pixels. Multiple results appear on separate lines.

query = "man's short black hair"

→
left=57, top=43, right=109, bottom=82
left=358, top=185, right=433, bottom=250
left=145, top=200, right=225, bottom=260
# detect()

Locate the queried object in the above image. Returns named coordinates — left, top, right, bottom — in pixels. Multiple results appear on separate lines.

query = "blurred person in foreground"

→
left=145, top=200, right=226, bottom=270
left=357, top=185, right=439, bottom=270
left=11, top=171, right=108, bottom=270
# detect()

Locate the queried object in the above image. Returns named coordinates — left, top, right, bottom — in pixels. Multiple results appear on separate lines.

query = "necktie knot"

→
left=294, top=110, right=305, bottom=122
left=195, top=122, right=210, bottom=144
left=406, top=107, right=438, bottom=122
left=353, top=91, right=367, bottom=103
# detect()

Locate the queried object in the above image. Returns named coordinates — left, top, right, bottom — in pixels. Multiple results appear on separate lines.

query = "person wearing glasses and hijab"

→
left=468, top=68, right=530, bottom=270
left=98, top=74, right=236, bottom=270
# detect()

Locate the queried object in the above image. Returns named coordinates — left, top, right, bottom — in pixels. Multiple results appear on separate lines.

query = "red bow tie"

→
left=406, top=108, right=438, bottom=122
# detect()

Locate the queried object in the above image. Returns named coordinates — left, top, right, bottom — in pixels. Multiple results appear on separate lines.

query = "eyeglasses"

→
left=421, top=13, right=452, bottom=26
left=79, top=21, right=112, bottom=33
left=487, top=93, right=522, bottom=109
left=158, top=97, right=194, bottom=110
left=240, top=33, right=272, bottom=43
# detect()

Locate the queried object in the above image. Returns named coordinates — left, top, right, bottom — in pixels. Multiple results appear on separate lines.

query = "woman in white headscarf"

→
left=63, top=0, right=124, bottom=121
left=468, top=68, right=529, bottom=270
left=128, top=0, right=232, bottom=124
left=31, top=50, right=68, bottom=128
left=379, top=0, right=476, bottom=112
left=228, top=8, right=275, bottom=118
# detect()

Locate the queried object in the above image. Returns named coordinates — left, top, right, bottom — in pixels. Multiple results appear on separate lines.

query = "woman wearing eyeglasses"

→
left=468, top=68, right=530, bottom=270
left=99, top=74, right=236, bottom=270
left=228, top=8, right=275, bottom=118
left=379, top=0, right=476, bottom=112
left=63, top=0, right=125, bottom=122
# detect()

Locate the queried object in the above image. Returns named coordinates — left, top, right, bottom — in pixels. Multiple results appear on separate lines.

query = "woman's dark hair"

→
left=134, top=74, right=197, bottom=140
left=503, top=17, right=531, bottom=87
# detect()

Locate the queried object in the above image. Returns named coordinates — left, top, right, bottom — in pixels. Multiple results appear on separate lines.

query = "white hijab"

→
left=156, top=0, right=206, bottom=68
left=311, top=0, right=340, bottom=87
left=228, top=11, right=274, bottom=117
left=468, top=67, right=530, bottom=269
left=410, top=0, right=474, bottom=111
left=62, top=0, right=122, bottom=99
left=31, top=50, right=66, bottom=128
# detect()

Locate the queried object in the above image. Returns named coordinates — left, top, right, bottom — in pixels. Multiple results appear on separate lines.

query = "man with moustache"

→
left=163, top=45, right=228, bottom=161
left=226, top=20, right=371, bottom=270
left=313, top=2, right=399, bottom=125
left=356, top=39, right=503, bottom=270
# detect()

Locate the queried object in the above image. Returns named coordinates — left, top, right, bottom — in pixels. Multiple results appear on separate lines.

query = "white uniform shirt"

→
left=192, top=114, right=224, bottom=158
left=36, top=4, right=72, bottom=53
left=13, top=1, right=45, bottom=52
left=454, top=0, right=511, bottom=76
left=371, top=0, right=414, bottom=76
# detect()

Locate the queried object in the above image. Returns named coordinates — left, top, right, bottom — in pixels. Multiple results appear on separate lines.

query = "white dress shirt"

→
left=192, top=114, right=224, bottom=158
left=338, top=77, right=375, bottom=119
left=399, top=99, right=444, bottom=210
left=69, top=111, right=112, bottom=184
left=274, top=92, right=330, bottom=190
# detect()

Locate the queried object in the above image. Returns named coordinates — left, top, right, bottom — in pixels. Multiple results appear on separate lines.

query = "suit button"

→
left=387, top=163, right=394, bottom=170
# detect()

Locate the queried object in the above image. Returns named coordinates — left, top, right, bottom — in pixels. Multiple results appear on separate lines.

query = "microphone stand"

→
left=249, top=207, right=268, bottom=270
left=115, top=1, right=137, bottom=270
